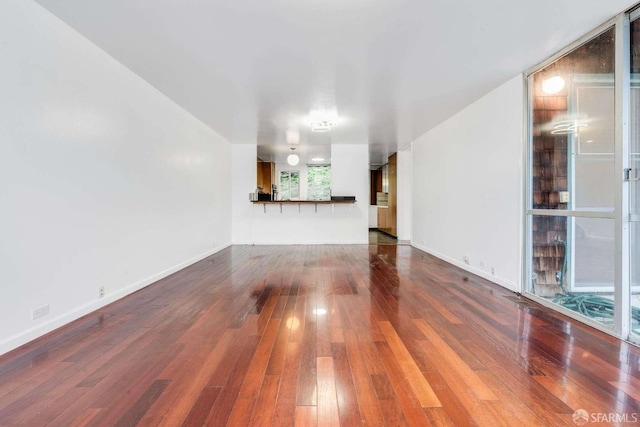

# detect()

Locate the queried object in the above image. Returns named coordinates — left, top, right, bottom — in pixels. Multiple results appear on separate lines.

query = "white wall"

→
left=411, top=75, right=523, bottom=291
left=231, top=144, right=369, bottom=244
left=231, top=144, right=257, bottom=244
left=0, top=0, right=231, bottom=355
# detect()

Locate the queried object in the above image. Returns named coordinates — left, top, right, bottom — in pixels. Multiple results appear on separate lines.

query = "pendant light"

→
left=287, top=147, right=300, bottom=166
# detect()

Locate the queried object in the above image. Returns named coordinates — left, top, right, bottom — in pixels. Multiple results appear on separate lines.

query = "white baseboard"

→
left=411, top=242, right=518, bottom=292
left=0, top=242, right=231, bottom=356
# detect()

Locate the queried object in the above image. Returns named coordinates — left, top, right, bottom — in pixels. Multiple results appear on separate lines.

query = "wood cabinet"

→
left=257, top=161, right=275, bottom=191
left=377, top=153, right=397, bottom=237
left=377, top=206, right=389, bottom=231
left=370, top=169, right=383, bottom=205
left=388, top=153, right=397, bottom=237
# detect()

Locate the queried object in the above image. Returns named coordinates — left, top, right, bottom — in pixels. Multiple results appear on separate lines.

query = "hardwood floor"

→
left=1, top=244, right=640, bottom=426
left=368, top=230, right=399, bottom=245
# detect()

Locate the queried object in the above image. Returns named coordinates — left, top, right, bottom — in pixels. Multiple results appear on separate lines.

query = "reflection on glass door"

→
left=569, top=82, right=615, bottom=293
left=528, top=27, right=618, bottom=331
left=528, top=11, right=640, bottom=342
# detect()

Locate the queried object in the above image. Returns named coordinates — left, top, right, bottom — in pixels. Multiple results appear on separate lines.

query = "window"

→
left=279, top=171, right=299, bottom=200
left=307, top=165, right=331, bottom=200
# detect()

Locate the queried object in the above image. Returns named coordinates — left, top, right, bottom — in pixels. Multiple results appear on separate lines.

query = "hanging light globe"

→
left=287, top=147, right=299, bottom=166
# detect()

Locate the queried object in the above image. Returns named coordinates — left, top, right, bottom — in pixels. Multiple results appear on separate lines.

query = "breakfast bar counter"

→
left=251, top=199, right=356, bottom=213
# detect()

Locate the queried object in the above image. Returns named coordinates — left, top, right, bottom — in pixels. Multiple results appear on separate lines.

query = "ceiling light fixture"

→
left=311, top=157, right=325, bottom=162
left=542, top=76, right=565, bottom=94
left=311, top=120, right=336, bottom=132
left=550, top=121, right=588, bottom=135
left=287, top=147, right=300, bottom=166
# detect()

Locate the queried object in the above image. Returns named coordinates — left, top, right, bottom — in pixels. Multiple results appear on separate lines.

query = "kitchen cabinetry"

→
left=377, top=154, right=397, bottom=237
left=257, top=161, right=275, bottom=191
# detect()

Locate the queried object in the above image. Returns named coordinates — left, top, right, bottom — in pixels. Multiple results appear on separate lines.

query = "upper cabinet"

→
left=257, top=161, right=275, bottom=192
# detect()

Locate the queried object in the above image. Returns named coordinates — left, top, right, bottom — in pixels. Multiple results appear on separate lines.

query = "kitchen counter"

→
left=251, top=199, right=356, bottom=213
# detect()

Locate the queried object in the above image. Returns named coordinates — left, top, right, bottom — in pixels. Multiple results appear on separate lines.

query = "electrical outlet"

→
left=99, top=286, right=105, bottom=298
left=463, top=256, right=470, bottom=265
left=491, top=267, right=496, bottom=275
left=32, top=304, right=49, bottom=320
left=559, top=191, right=570, bottom=203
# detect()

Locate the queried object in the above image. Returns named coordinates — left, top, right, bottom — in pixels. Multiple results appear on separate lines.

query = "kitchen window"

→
left=307, top=165, right=331, bottom=200
left=279, top=171, right=300, bottom=200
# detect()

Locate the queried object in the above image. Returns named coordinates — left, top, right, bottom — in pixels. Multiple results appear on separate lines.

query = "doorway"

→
left=370, top=153, right=398, bottom=239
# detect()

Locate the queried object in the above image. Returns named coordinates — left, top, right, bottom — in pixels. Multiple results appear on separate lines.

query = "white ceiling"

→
left=34, top=0, right=637, bottom=165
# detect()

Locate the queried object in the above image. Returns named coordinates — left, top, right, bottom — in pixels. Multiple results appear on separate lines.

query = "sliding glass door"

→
left=527, top=11, right=640, bottom=342
left=527, top=26, right=618, bottom=332
left=629, top=13, right=640, bottom=342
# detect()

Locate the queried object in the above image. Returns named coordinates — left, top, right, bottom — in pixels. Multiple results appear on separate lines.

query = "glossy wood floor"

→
left=2, top=245, right=640, bottom=426
left=368, top=230, right=398, bottom=245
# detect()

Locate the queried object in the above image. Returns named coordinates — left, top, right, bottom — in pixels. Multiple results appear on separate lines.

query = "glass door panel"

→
left=630, top=17, right=640, bottom=340
left=528, top=27, right=616, bottom=331
left=570, top=83, right=615, bottom=293
left=571, top=217, right=615, bottom=290
left=632, top=90, right=640, bottom=336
